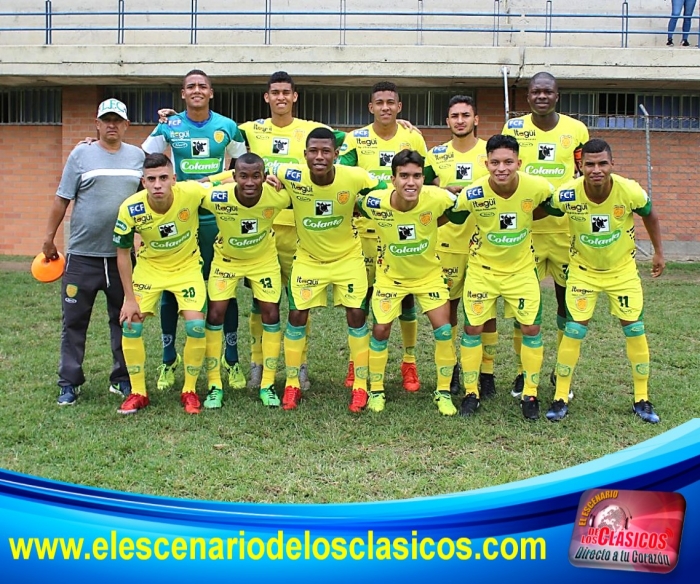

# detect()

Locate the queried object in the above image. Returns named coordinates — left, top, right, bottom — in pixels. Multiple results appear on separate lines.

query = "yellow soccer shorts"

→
left=208, top=251, right=282, bottom=303
left=360, top=234, right=378, bottom=288
left=273, top=224, right=298, bottom=287
left=532, top=231, right=570, bottom=287
left=133, top=259, right=206, bottom=315
left=566, top=264, right=644, bottom=322
left=438, top=250, right=469, bottom=301
left=372, top=270, right=449, bottom=325
left=463, top=265, right=541, bottom=327
left=288, top=250, right=368, bottom=310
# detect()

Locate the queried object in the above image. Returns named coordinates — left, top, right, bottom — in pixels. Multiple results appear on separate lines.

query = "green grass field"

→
left=1, top=261, right=698, bottom=503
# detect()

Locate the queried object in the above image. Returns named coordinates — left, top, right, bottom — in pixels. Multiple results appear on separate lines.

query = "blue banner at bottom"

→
left=1, top=419, right=699, bottom=582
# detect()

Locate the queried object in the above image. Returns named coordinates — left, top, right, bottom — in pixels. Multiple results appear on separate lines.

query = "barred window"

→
left=106, top=87, right=179, bottom=125
left=0, top=88, right=62, bottom=125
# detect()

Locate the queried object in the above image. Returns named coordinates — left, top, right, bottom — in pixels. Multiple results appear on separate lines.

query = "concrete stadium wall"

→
left=1, top=85, right=697, bottom=259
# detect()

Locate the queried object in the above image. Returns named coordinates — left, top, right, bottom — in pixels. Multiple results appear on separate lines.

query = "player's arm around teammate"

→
left=200, top=153, right=291, bottom=409
left=357, top=150, right=460, bottom=416
left=113, top=154, right=209, bottom=416
left=542, top=139, right=665, bottom=423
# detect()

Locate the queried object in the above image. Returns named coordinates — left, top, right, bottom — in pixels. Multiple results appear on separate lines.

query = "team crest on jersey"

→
left=66, top=284, right=78, bottom=298
left=398, top=224, right=416, bottom=240
left=128, top=202, right=146, bottom=216
left=353, top=129, right=369, bottom=137
left=471, top=301, right=484, bottom=315
left=293, top=129, right=305, bottom=143
left=315, top=200, right=333, bottom=216
left=507, top=119, right=524, bottom=129
left=591, top=215, right=610, bottom=233
left=379, top=299, right=392, bottom=314
left=365, top=196, right=381, bottom=209
left=400, top=142, right=411, bottom=150
left=559, top=189, right=575, bottom=202
left=575, top=296, right=588, bottom=312
left=191, top=138, right=210, bottom=157
left=337, top=191, right=350, bottom=204
left=560, top=134, right=573, bottom=149
left=466, top=186, right=484, bottom=200
left=300, top=288, right=313, bottom=301
left=240, top=219, right=258, bottom=234
left=211, top=190, right=229, bottom=202
left=521, top=199, right=534, bottom=213
left=538, top=143, right=556, bottom=161
left=499, top=213, right=517, bottom=230
left=613, top=205, right=626, bottom=219
left=213, top=131, right=225, bottom=144
left=432, top=145, right=448, bottom=154
left=262, top=207, right=275, bottom=220
left=455, top=163, right=472, bottom=181
left=285, top=168, right=302, bottom=182
left=419, top=212, right=432, bottom=226
left=379, top=151, right=394, bottom=167
left=272, top=138, right=289, bottom=155
left=158, top=222, right=178, bottom=238
left=215, top=279, right=227, bottom=292
left=178, top=208, right=190, bottom=222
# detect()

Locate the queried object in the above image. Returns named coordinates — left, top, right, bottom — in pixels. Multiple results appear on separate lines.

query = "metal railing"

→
left=0, top=1, right=698, bottom=48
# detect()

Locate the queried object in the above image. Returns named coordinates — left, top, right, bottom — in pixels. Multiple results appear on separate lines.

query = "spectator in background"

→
left=667, top=0, right=697, bottom=46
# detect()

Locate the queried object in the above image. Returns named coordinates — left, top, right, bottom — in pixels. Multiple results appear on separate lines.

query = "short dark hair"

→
left=306, top=127, right=336, bottom=147
left=528, top=71, right=557, bottom=91
left=447, top=95, right=477, bottom=115
left=144, top=153, right=172, bottom=169
left=267, top=71, right=296, bottom=91
left=581, top=138, right=613, bottom=158
left=371, top=81, right=400, bottom=101
left=183, top=69, right=211, bottom=88
left=234, top=152, right=265, bottom=171
left=391, top=149, right=424, bottom=175
left=485, top=134, right=519, bottom=155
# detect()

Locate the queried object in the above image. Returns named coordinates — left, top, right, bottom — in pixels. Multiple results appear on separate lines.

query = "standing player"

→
left=424, top=95, right=494, bottom=397
left=43, top=98, right=144, bottom=405
left=143, top=69, right=248, bottom=392
left=542, top=139, right=664, bottom=423
left=502, top=72, right=589, bottom=397
left=453, top=135, right=554, bottom=420
left=113, top=154, right=209, bottom=415
left=274, top=128, right=383, bottom=412
left=340, top=81, right=429, bottom=393
left=357, top=150, right=458, bottom=415
left=200, top=153, right=291, bottom=409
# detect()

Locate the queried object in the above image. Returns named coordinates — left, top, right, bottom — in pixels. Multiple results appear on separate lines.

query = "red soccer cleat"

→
left=282, top=386, right=302, bottom=410
left=401, top=362, right=421, bottom=392
left=348, top=388, right=369, bottom=413
left=117, top=393, right=149, bottom=415
left=181, top=391, right=201, bottom=415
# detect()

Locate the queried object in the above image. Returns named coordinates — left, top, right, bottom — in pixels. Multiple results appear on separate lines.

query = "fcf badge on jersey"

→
left=178, top=208, right=190, bottom=222
left=337, top=191, right=350, bottom=205
left=613, top=205, right=626, bottom=219
left=521, top=199, right=534, bottom=213
left=560, top=135, right=573, bottom=149
left=419, top=212, right=432, bottom=226
left=213, top=131, right=225, bottom=144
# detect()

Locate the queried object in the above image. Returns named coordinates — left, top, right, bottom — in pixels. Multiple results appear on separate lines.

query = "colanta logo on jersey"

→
left=285, top=168, right=302, bottom=182
left=369, top=169, right=392, bottom=182
left=580, top=230, right=621, bottom=248
left=388, top=239, right=429, bottom=256
left=128, top=202, right=146, bottom=216
left=507, top=119, right=524, bottom=129
left=301, top=216, right=344, bottom=230
left=150, top=230, right=192, bottom=250
left=559, top=189, right=576, bottom=202
left=487, top=229, right=529, bottom=246
left=523, top=162, right=566, bottom=178
left=228, top=231, right=267, bottom=249
left=353, top=129, right=370, bottom=137
left=181, top=159, right=220, bottom=174
left=211, top=190, right=229, bottom=203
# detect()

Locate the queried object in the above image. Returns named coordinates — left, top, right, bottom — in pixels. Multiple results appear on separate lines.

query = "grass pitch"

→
left=1, top=261, right=698, bottom=503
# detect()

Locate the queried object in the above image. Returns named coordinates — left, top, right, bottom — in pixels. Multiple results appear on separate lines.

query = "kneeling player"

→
left=543, top=139, right=665, bottom=423
left=201, top=153, right=292, bottom=408
left=113, top=154, right=209, bottom=414
left=357, top=149, right=458, bottom=416
left=453, top=135, right=555, bottom=420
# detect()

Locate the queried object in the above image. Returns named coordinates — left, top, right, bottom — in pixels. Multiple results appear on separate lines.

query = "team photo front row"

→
left=45, top=89, right=664, bottom=424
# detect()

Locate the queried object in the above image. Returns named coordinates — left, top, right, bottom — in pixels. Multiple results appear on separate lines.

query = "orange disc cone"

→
left=31, top=251, right=65, bottom=283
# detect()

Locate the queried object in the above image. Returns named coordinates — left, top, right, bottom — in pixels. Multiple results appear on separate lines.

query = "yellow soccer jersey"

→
left=426, top=139, right=489, bottom=254
left=357, top=186, right=457, bottom=281
left=200, top=182, right=292, bottom=262
left=549, top=174, right=651, bottom=271
left=340, top=124, right=428, bottom=236
left=275, top=163, right=379, bottom=262
left=240, top=118, right=336, bottom=227
left=454, top=172, right=555, bottom=274
left=502, top=113, right=589, bottom=234
left=113, top=182, right=206, bottom=270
